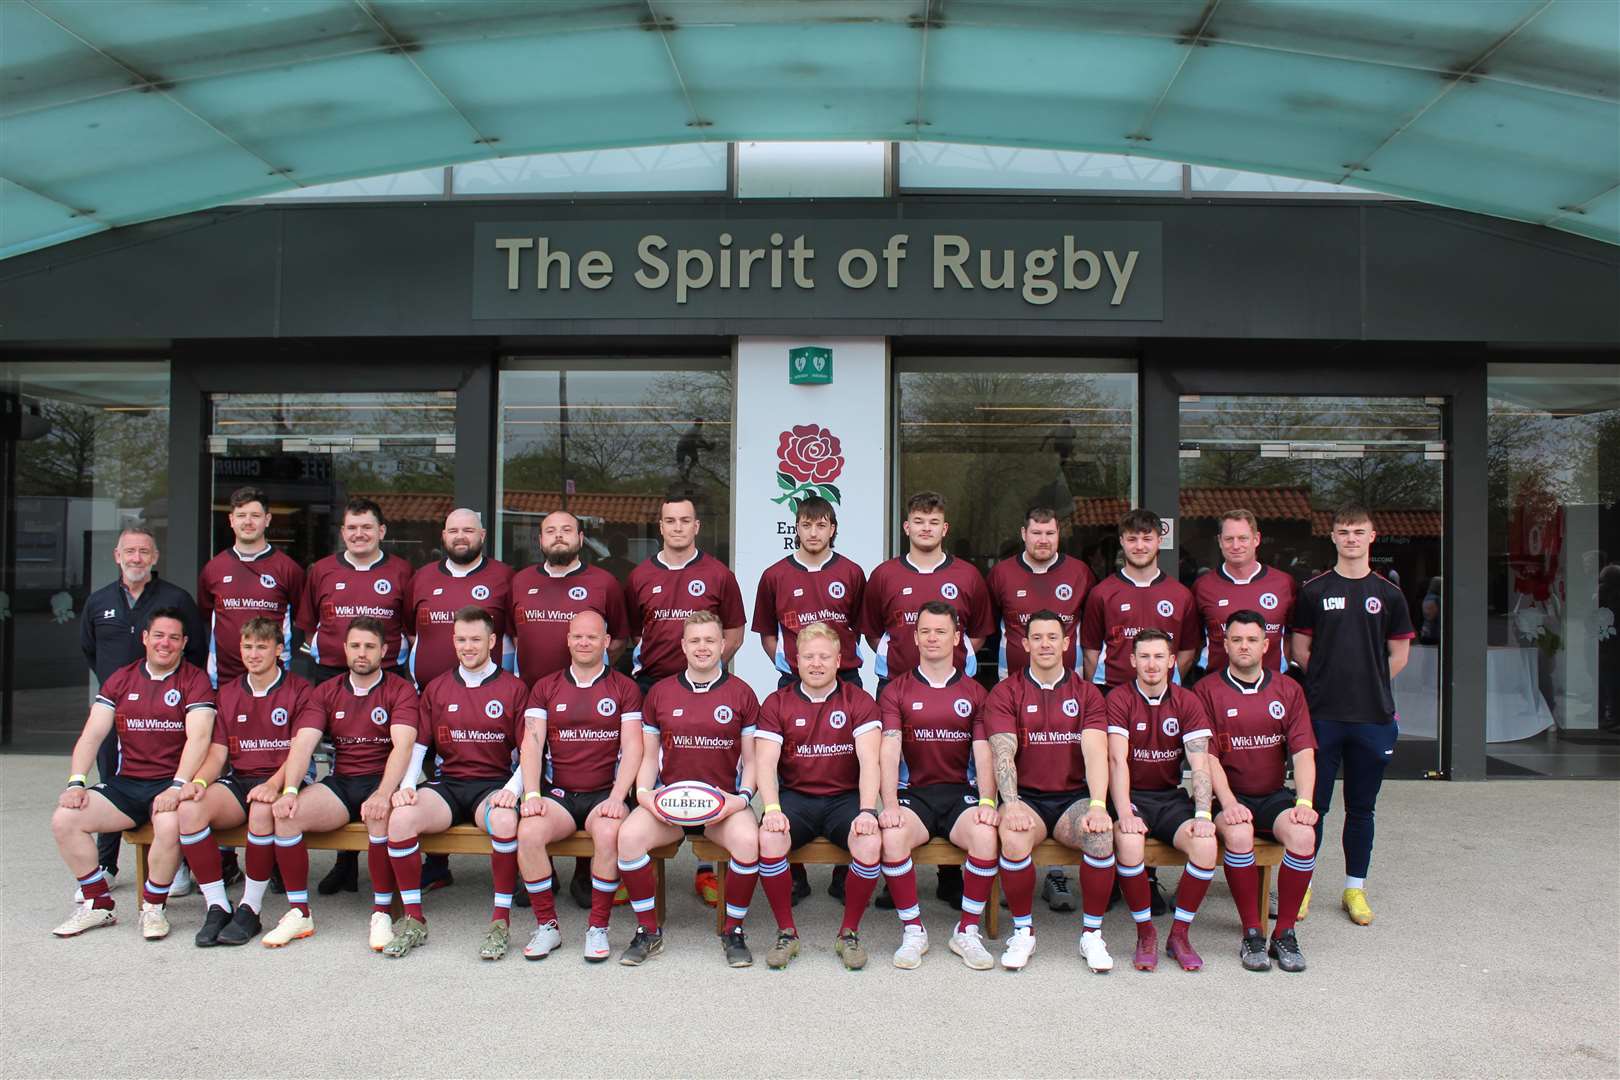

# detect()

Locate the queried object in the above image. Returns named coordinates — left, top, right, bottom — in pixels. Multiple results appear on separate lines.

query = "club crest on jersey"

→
left=714, top=704, right=734, bottom=724
left=1055, top=583, right=1073, bottom=602
left=1268, top=700, right=1287, bottom=720
left=1062, top=698, right=1080, bottom=718
left=485, top=700, right=505, bottom=719
left=1161, top=716, right=1180, bottom=737
left=1365, top=596, right=1383, bottom=614
left=828, top=709, right=848, bottom=729
left=471, top=585, right=491, bottom=601
left=596, top=698, right=618, bottom=717
left=271, top=707, right=289, bottom=727
left=1259, top=592, right=1279, bottom=610
left=373, top=579, right=393, bottom=596
left=828, top=580, right=846, bottom=600
left=940, top=582, right=960, bottom=601
left=260, top=574, right=278, bottom=590
left=953, top=698, right=973, bottom=718
left=1156, top=599, right=1175, bottom=617
left=371, top=707, right=389, bottom=726
left=163, top=688, right=182, bottom=707
left=687, top=580, right=706, bottom=597
left=568, top=586, right=588, bottom=601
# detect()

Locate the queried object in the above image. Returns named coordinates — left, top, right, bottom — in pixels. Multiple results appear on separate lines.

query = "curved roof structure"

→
left=3, top=0, right=1617, bottom=257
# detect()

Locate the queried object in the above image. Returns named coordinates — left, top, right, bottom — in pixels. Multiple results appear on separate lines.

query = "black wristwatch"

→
left=858, top=807, right=879, bottom=819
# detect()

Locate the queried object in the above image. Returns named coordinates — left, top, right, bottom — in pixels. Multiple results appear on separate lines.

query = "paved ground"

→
left=1, top=755, right=1615, bottom=1079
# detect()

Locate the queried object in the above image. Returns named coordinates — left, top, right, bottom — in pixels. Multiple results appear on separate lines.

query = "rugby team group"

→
left=47, top=486, right=1412, bottom=975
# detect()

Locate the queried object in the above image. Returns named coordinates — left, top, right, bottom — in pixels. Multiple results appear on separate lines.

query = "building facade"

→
left=3, top=158, right=1616, bottom=779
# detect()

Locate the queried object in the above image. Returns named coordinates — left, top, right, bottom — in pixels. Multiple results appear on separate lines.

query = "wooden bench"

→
left=693, top=836, right=1282, bottom=939
left=124, top=824, right=681, bottom=922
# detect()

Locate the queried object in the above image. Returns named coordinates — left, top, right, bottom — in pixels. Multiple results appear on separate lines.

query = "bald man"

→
left=514, top=610, right=645, bottom=961
left=402, top=509, right=516, bottom=892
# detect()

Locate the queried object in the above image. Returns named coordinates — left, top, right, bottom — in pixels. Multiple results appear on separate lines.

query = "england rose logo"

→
left=1365, top=597, right=1383, bottom=615
left=1156, top=599, right=1175, bottom=617
left=1259, top=592, right=1279, bottom=610
left=471, top=585, right=490, bottom=601
left=271, top=707, right=289, bottom=727
left=568, top=586, right=588, bottom=601
left=1055, top=583, right=1073, bottom=602
left=828, top=580, right=846, bottom=600
left=373, top=579, right=393, bottom=596
left=1268, top=700, right=1287, bottom=720
left=771, top=424, right=845, bottom=512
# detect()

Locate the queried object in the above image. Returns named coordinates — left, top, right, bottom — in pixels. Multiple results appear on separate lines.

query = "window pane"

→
left=209, top=391, right=456, bottom=569
left=454, top=144, right=727, bottom=195
left=1487, top=364, right=1620, bottom=778
left=254, top=167, right=445, bottom=200
left=1, top=361, right=170, bottom=749
left=735, top=141, right=887, bottom=198
left=1189, top=165, right=1376, bottom=196
left=900, top=142, right=1182, bottom=191
left=896, top=361, right=1137, bottom=678
left=497, top=362, right=733, bottom=577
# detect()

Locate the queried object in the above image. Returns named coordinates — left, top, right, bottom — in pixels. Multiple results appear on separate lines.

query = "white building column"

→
left=731, top=337, right=889, bottom=692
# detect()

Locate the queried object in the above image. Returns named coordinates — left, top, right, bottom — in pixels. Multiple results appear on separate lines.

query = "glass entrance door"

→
left=208, top=392, right=457, bottom=569
left=1178, top=395, right=1446, bottom=777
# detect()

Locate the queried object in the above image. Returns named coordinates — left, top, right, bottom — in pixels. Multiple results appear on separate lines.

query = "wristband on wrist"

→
left=1194, top=809, right=1213, bottom=820
left=523, top=791, right=543, bottom=803
left=978, top=797, right=996, bottom=808
left=739, top=787, right=755, bottom=803
left=1088, top=799, right=1106, bottom=810
left=764, top=802, right=782, bottom=814
left=282, top=785, right=299, bottom=796
left=67, top=773, right=87, bottom=787
left=192, top=777, right=208, bottom=789
left=858, top=807, right=878, bottom=818
left=170, top=778, right=187, bottom=789
left=1295, top=797, right=1313, bottom=809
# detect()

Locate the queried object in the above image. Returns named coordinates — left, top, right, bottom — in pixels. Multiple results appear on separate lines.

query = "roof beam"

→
left=645, top=0, right=710, bottom=130
left=1543, top=178, right=1620, bottom=227
left=909, top=0, right=936, bottom=135
left=1335, top=0, right=1555, bottom=184
left=353, top=0, right=499, bottom=148
left=1126, top=0, right=1221, bottom=145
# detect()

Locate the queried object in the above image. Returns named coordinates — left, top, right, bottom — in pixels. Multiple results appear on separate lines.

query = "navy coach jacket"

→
left=79, top=573, right=208, bottom=685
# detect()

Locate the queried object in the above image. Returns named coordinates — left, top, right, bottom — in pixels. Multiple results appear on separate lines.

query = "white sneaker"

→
left=892, top=924, right=929, bottom=969
left=1079, top=929, right=1114, bottom=972
left=582, top=925, right=611, bottom=962
left=369, top=911, right=394, bottom=952
left=72, top=869, right=117, bottom=903
left=948, top=924, right=994, bottom=970
left=1000, top=927, right=1036, bottom=970
left=262, top=909, right=315, bottom=948
left=168, top=864, right=195, bottom=898
left=52, top=902, right=116, bottom=937
left=523, top=921, right=562, bottom=960
left=139, top=902, right=170, bottom=940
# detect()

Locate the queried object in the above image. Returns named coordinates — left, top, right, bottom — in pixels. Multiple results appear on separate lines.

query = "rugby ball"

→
left=652, top=781, right=728, bottom=825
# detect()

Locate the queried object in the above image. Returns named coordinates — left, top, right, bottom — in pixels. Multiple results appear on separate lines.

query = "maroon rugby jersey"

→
left=1195, top=669, right=1315, bottom=796
left=752, top=552, right=867, bottom=675
left=1105, top=682, right=1213, bottom=793
left=212, top=669, right=314, bottom=777
left=862, top=555, right=993, bottom=680
left=96, top=660, right=216, bottom=780
left=296, top=671, right=420, bottom=777
left=642, top=670, right=760, bottom=793
left=1191, top=563, right=1296, bottom=673
left=1079, top=570, right=1200, bottom=687
left=295, top=552, right=412, bottom=668
left=756, top=680, right=880, bottom=797
left=878, top=668, right=987, bottom=788
left=981, top=669, right=1107, bottom=795
left=626, top=551, right=747, bottom=681
left=403, top=557, right=515, bottom=687
left=197, top=545, right=305, bottom=683
left=508, top=563, right=629, bottom=685
left=525, top=666, right=644, bottom=791
left=419, top=664, right=528, bottom=780
left=987, top=553, right=1094, bottom=677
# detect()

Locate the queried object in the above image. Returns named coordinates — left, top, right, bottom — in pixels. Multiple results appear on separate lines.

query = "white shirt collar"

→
left=459, top=659, right=498, bottom=682
left=444, top=556, right=485, bottom=578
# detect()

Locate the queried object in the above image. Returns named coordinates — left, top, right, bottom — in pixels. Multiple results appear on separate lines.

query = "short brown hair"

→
left=343, top=497, right=385, bottom=527
left=1219, top=508, right=1259, bottom=532
left=915, top=600, right=959, bottom=629
left=906, top=491, right=946, bottom=517
left=239, top=616, right=280, bottom=644
left=345, top=616, right=387, bottom=645
left=1332, top=505, right=1373, bottom=528
left=454, top=605, right=496, bottom=634
left=230, top=486, right=270, bottom=514
left=1118, top=508, right=1162, bottom=537
left=796, top=495, right=837, bottom=526
left=1024, top=506, right=1059, bottom=526
left=1132, top=628, right=1173, bottom=652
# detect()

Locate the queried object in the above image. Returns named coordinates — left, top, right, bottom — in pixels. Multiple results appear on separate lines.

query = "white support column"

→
left=731, top=337, right=889, bottom=693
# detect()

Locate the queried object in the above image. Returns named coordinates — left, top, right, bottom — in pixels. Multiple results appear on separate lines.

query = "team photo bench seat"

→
left=124, top=823, right=681, bottom=922
left=692, top=836, right=1283, bottom=938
